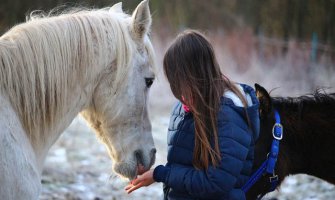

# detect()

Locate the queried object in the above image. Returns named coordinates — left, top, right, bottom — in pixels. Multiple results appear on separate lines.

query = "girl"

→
left=125, top=30, right=260, bottom=200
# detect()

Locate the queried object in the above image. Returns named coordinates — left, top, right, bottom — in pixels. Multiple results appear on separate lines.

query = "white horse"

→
left=0, top=1, right=156, bottom=199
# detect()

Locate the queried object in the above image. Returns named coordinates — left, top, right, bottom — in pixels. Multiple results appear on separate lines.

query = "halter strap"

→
left=242, top=109, right=283, bottom=193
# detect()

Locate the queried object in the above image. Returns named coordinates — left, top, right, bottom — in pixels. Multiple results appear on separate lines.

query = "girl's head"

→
left=163, top=30, right=247, bottom=170
left=163, top=30, right=225, bottom=169
left=163, top=30, right=224, bottom=105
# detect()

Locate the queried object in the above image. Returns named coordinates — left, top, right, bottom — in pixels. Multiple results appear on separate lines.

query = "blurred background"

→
left=1, top=0, right=335, bottom=199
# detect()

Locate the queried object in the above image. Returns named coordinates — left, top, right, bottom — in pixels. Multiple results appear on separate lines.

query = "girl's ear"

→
left=255, top=83, right=272, bottom=117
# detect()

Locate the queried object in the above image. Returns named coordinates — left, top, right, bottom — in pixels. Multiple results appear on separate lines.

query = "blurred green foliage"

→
left=0, top=0, right=334, bottom=46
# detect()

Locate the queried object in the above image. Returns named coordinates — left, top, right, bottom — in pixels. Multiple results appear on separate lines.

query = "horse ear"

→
left=110, top=2, right=123, bottom=13
left=255, top=83, right=272, bottom=117
left=131, top=0, right=152, bottom=41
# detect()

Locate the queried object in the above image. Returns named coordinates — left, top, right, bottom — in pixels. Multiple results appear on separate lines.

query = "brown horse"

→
left=246, top=84, right=335, bottom=200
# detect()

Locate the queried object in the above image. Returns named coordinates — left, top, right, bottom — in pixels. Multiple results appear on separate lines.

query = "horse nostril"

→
left=134, top=150, right=144, bottom=165
left=151, top=148, right=157, bottom=155
left=149, top=148, right=156, bottom=166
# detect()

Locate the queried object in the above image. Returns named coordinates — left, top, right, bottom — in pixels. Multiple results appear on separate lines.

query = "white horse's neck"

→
left=0, top=9, right=128, bottom=170
left=33, top=85, right=94, bottom=169
left=0, top=78, right=100, bottom=198
left=0, top=42, right=107, bottom=172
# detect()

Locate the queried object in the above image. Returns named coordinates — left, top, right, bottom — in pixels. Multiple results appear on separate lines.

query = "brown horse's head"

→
left=246, top=84, right=287, bottom=200
left=248, top=83, right=335, bottom=199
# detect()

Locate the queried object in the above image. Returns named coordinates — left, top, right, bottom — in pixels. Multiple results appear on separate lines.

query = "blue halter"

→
left=242, top=109, right=283, bottom=193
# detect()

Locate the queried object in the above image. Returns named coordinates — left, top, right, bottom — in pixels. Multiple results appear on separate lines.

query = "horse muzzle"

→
left=113, top=147, right=156, bottom=180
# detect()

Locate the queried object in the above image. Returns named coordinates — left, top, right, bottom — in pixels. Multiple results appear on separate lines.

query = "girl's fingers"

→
left=131, top=176, right=143, bottom=186
left=124, top=184, right=132, bottom=190
left=126, top=183, right=143, bottom=194
left=125, top=172, right=153, bottom=194
left=125, top=179, right=144, bottom=194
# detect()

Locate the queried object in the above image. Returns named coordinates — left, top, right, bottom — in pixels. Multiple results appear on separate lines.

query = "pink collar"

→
left=182, top=104, right=191, bottom=113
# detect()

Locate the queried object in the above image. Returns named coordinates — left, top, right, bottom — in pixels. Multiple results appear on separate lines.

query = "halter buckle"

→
left=272, top=123, right=283, bottom=140
left=269, top=172, right=279, bottom=192
left=269, top=172, right=278, bottom=183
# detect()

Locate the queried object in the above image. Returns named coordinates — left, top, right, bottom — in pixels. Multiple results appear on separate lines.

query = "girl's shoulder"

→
left=171, top=101, right=183, bottom=116
left=218, top=83, right=260, bottom=139
left=221, top=84, right=258, bottom=107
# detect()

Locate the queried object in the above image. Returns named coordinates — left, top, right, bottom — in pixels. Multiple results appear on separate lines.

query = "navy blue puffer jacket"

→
left=153, top=84, right=260, bottom=200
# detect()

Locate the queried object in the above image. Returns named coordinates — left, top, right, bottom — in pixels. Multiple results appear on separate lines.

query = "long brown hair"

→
left=163, top=30, right=248, bottom=170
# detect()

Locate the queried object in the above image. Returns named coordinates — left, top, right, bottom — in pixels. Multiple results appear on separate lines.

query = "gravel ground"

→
left=41, top=116, right=335, bottom=200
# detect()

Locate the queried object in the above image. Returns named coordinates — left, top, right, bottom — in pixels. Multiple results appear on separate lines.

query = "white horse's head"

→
left=0, top=0, right=156, bottom=181
left=81, top=0, right=156, bottom=179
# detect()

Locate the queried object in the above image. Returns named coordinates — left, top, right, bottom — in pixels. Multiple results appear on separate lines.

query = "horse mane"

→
left=272, top=90, right=335, bottom=111
left=271, top=90, right=335, bottom=140
left=0, top=7, right=135, bottom=141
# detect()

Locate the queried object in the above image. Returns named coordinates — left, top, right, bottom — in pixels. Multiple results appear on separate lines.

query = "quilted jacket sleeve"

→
left=153, top=108, right=252, bottom=199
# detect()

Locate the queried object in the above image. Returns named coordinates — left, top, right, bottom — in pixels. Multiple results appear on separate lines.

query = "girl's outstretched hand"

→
left=125, top=169, right=155, bottom=194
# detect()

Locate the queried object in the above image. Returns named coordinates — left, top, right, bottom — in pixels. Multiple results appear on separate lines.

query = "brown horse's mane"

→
left=272, top=90, right=335, bottom=109
left=271, top=91, right=335, bottom=140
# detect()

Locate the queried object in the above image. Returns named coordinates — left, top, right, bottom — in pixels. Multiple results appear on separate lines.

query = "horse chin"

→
left=113, top=162, right=138, bottom=180
left=113, top=162, right=151, bottom=180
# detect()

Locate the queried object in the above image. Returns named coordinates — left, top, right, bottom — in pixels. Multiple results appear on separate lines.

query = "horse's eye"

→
left=145, top=78, right=154, bottom=88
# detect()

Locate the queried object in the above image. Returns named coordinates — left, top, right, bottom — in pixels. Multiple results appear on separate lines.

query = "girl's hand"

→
left=125, top=169, right=155, bottom=194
